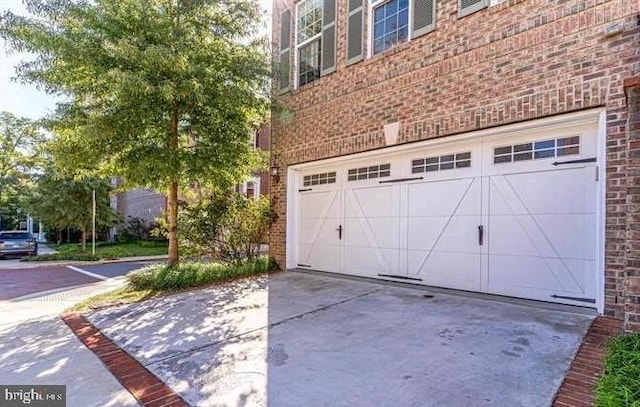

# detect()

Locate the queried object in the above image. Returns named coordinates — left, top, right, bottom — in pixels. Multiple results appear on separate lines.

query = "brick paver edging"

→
left=552, top=316, right=624, bottom=407
left=62, top=313, right=190, bottom=407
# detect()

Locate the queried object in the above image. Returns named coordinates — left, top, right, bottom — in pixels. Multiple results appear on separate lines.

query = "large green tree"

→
left=0, top=0, right=269, bottom=265
left=0, top=111, right=45, bottom=230
left=28, top=169, right=120, bottom=251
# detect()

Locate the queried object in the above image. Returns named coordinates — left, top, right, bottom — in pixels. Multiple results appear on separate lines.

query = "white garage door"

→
left=295, top=124, right=599, bottom=307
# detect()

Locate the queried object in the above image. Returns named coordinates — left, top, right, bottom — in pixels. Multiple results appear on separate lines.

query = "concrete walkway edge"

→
left=62, top=313, right=189, bottom=407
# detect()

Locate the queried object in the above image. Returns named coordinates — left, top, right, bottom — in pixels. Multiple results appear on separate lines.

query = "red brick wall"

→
left=271, top=0, right=640, bottom=327
left=626, top=82, right=640, bottom=332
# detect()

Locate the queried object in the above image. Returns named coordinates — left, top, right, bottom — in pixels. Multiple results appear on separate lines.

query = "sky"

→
left=0, top=0, right=272, bottom=120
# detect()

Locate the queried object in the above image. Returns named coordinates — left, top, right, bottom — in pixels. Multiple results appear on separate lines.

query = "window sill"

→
left=365, top=40, right=412, bottom=65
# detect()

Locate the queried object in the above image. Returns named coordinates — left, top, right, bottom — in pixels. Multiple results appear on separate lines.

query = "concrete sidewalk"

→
left=0, top=241, right=144, bottom=406
left=0, top=316, right=139, bottom=407
left=0, top=268, right=138, bottom=406
left=0, top=277, right=127, bottom=326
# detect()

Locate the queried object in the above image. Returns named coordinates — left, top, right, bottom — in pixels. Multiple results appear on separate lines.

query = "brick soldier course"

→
left=271, top=0, right=640, bottom=331
left=62, top=314, right=189, bottom=407
left=552, top=316, right=623, bottom=406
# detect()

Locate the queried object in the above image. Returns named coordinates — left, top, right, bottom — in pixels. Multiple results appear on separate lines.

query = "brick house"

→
left=270, top=0, right=640, bottom=330
left=237, top=123, right=272, bottom=198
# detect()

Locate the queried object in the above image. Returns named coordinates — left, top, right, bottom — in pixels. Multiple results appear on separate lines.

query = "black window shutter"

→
left=321, top=0, right=337, bottom=75
left=412, top=0, right=436, bottom=38
left=278, top=10, right=291, bottom=92
left=346, top=0, right=364, bottom=65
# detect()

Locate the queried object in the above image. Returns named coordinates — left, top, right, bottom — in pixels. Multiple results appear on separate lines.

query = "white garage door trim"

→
left=286, top=108, right=607, bottom=313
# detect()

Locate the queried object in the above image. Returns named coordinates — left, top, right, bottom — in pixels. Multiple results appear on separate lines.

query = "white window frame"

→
left=367, top=0, right=413, bottom=59
left=294, top=0, right=323, bottom=89
left=240, top=177, right=260, bottom=199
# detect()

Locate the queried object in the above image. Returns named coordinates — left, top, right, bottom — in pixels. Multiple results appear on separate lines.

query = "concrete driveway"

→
left=87, top=271, right=594, bottom=407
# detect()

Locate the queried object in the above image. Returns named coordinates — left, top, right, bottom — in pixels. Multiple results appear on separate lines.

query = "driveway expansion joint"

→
left=146, top=287, right=382, bottom=367
left=62, top=313, right=190, bottom=407
left=552, top=316, right=623, bottom=407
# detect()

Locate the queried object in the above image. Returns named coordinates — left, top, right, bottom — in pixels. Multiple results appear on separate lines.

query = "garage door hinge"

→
left=298, top=188, right=313, bottom=192
left=297, top=263, right=312, bottom=268
left=550, top=294, right=596, bottom=304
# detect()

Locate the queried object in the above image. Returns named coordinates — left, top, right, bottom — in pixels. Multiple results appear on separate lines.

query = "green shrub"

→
left=596, top=333, right=640, bottom=407
left=22, top=252, right=101, bottom=262
left=128, top=256, right=275, bottom=291
left=176, top=193, right=276, bottom=261
left=137, top=240, right=169, bottom=248
left=118, top=216, right=161, bottom=242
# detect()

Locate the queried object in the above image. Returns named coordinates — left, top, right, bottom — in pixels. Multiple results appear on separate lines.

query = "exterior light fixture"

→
left=270, top=164, right=280, bottom=184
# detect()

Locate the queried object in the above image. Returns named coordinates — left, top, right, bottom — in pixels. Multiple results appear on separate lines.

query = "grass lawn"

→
left=23, top=241, right=168, bottom=262
left=68, top=256, right=275, bottom=312
left=68, top=287, right=161, bottom=312
left=596, top=333, right=640, bottom=407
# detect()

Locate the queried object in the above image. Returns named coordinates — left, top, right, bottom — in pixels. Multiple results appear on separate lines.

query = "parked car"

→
left=0, top=231, right=38, bottom=258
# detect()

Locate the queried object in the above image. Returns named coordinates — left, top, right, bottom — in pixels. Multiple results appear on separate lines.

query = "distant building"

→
left=237, top=123, right=271, bottom=199
left=108, top=179, right=166, bottom=239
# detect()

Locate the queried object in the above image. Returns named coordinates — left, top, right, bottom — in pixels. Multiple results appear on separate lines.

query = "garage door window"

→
left=412, top=152, right=471, bottom=174
left=493, top=136, right=580, bottom=164
left=303, top=171, right=337, bottom=186
left=347, top=164, right=391, bottom=181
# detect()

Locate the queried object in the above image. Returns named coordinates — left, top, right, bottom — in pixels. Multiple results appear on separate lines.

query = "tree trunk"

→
left=81, top=228, right=86, bottom=252
left=167, top=180, right=179, bottom=266
left=167, top=105, right=180, bottom=267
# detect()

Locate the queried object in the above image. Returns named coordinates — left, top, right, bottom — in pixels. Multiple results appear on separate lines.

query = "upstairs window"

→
left=373, top=0, right=409, bottom=55
left=297, top=0, right=323, bottom=87
left=369, top=0, right=435, bottom=57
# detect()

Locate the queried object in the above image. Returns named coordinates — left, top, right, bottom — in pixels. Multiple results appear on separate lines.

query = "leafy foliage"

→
left=0, top=111, right=46, bottom=229
left=27, top=169, right=121, bottom=250
left=0, top=0, right=270, bottom=265
left=22, top=252, right=101, bottom=262
left=175, top=193, right=276, bottom=262
left=128, top=255, right=275, bottom=291
left=22, top=241, right=168, bottom=261
left=118, top=216, right=162, bottom=242
left=596, top=333, right=640, bottom=407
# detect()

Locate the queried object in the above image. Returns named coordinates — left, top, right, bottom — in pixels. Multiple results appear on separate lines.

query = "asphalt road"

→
left=0, top=266, right=99, bottom=301
left=75, top=261, right=160, bottom=279
left=0, top=261, right=159, bottom=301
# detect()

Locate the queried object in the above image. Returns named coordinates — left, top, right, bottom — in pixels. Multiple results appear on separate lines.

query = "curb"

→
left=62, top=313, right=189, bottom=407
left=18, top=255, right=168, bottom=269
left=552, top=316, right=623, bottom=407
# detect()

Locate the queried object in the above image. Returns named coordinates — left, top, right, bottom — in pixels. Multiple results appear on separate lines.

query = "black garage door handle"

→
left=478, top=225, right=484, bottom=246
